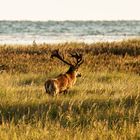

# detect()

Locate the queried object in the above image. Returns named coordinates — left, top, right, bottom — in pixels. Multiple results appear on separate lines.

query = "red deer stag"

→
left=45, top=49, right=84, bottom=96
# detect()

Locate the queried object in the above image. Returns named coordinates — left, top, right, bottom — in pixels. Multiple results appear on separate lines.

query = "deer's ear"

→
left=51, top=55, right=54, bottom=59
left=76, top=73, right=82, bottom=77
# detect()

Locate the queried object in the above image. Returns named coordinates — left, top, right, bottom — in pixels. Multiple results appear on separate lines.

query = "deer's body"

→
left=45, top=71, right=77, bottom=95
left=45, top=50, right=83, bottom=96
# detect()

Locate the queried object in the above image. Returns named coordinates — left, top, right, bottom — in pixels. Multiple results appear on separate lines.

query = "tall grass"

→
left=0, top=39, right=140, bottom=139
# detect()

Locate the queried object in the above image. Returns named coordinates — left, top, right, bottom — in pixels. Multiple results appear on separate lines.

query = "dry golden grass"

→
left=0, top=39, right=140, bottom=139
left=0, top=39, right=140, bottom=74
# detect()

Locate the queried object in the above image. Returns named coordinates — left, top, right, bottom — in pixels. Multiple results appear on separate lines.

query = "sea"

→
left=0, top=20, right=140, bottom=44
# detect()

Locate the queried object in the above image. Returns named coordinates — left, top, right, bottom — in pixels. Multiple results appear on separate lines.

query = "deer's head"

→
left=51, top=49, right=84, bottom=77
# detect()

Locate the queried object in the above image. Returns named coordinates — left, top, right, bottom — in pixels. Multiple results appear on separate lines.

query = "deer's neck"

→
left=66, top=67, right=76, bottom=80
left=66, top=67, right=75, bottom=74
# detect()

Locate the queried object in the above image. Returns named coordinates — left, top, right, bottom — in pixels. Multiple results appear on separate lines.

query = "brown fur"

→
left=44, top=50, right=83, bottom=96
left=45, top=71, right=77, bottom=96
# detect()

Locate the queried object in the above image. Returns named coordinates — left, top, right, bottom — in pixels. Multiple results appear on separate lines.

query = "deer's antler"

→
left=51, top=50, right=72, bottom=66
left=70, top=52, right=84, bottom=68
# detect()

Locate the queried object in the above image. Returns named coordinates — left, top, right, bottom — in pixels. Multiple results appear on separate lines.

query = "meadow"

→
left=0, top=39, right=140, bottom=140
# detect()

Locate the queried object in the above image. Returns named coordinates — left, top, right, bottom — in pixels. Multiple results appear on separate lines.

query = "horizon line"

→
left=0, top=19, right=140, bottom=22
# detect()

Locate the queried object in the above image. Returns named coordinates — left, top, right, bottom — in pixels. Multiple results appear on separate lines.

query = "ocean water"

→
left=0, top=20, right=140, bottom=44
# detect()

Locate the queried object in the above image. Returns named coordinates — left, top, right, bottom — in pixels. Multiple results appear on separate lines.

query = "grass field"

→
left=0, top=39, right=140, bottom=140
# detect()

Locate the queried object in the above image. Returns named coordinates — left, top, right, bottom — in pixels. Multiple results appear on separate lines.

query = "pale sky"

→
left=0, top=0, right=140, bottom=21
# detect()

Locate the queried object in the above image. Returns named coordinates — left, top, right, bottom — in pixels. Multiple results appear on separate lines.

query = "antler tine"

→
left=71, top=52, right=82, bottom=59
left=70, top=51, right=84, bottom=67
left=51, top=49, right=61, bottom=59
left=51, top=49, right=72, bottom=66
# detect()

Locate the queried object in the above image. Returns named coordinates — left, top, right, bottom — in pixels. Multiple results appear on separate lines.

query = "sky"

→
left=0, top=0, right=140, bottom=21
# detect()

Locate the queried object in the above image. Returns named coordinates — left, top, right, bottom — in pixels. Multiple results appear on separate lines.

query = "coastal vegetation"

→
left=0, top=39, right=140, bottom=139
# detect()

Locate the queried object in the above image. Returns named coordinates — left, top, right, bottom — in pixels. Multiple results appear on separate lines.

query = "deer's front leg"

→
left=63, top=89, right=68, bottom=95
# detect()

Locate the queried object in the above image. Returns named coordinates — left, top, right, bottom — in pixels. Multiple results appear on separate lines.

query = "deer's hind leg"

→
left=45, top=80, right=58, bottom=96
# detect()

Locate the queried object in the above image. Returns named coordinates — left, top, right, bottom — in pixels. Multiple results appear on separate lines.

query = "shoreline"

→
left=0, top=36, right=139, bottom=46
